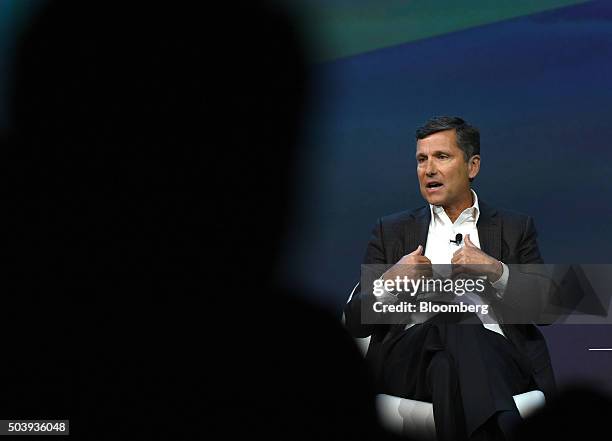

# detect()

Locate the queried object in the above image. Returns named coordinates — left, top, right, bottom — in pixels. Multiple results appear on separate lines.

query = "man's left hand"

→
left=451, top=234, right=503, bottom=282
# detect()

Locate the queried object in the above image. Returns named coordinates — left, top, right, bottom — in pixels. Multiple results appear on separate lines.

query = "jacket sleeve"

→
left=496, top=216, right=552, bottom=323
left=343, top=218, right=390, bottom=338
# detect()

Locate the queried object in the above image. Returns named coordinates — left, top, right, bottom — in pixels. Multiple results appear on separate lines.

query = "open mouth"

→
left=426, top=182, right=443, bottom=189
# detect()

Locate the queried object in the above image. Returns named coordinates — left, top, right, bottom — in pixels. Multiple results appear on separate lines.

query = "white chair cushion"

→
left=376, top=390, right=545, bottom=439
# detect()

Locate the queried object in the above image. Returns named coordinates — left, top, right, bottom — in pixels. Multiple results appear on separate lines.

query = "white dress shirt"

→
left=407, top=189, right=509, bottom=337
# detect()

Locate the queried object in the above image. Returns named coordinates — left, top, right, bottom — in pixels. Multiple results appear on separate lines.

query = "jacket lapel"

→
left=385, top=207, right=431, bottom=340
left=477, top=201, right=501, bottom=261
left=406, top=206, right=430, bottom=256
left=477, top=202, right=517, bottom=340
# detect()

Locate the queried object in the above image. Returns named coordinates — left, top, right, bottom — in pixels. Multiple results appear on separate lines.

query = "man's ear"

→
left=468, top=155, right=480, bottom=179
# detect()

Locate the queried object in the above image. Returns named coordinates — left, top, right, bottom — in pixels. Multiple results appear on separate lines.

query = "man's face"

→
left=416, top=129, right=480, bottom=208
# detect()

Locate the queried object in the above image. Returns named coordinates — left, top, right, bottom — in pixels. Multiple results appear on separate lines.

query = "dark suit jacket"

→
left=344, top=200, right=557, bottom=401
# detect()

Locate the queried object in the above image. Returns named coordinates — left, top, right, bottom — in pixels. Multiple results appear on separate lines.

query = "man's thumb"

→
left=465, top=234, right=474, bottom=247
left=409, top=245, right=423, bottom=255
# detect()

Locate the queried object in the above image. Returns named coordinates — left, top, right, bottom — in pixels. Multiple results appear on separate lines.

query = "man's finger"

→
left=408, top=245, right=423, bottom=256
left=451, top=252, right=467, bottom=264
left=451, top=264, right=466, bottom=278
left=412, top=254, right=432, bottom=263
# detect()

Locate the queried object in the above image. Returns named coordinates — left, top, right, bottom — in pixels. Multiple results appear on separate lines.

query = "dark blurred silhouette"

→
left=2, top=1, right=397, bottom=439
left=517, top=384, right=612, bottom=440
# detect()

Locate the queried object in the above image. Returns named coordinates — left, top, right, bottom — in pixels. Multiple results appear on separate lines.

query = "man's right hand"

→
left=382, top=245, right=433, bottom=281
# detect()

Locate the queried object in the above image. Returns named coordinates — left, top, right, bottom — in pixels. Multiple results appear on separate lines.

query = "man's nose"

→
left=425, top=160, right=437, bottom=176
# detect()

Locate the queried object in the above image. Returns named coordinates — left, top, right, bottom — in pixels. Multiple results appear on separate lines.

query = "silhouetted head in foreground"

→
left=6, top=1, right=306, bottom=280
left=3, top=2, right=394, bottom=440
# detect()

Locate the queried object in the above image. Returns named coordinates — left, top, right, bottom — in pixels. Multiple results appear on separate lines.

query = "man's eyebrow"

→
left=416, top=149, right=452, bottom=158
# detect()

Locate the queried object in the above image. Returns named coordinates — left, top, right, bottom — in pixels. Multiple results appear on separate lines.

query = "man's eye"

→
left=417, top=158, right=426, bottom=163
left=438, top=155, right=448, bottom=159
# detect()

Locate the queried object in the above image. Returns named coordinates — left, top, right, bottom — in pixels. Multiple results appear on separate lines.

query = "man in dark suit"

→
left=344, top=116, right=556, bottom=441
